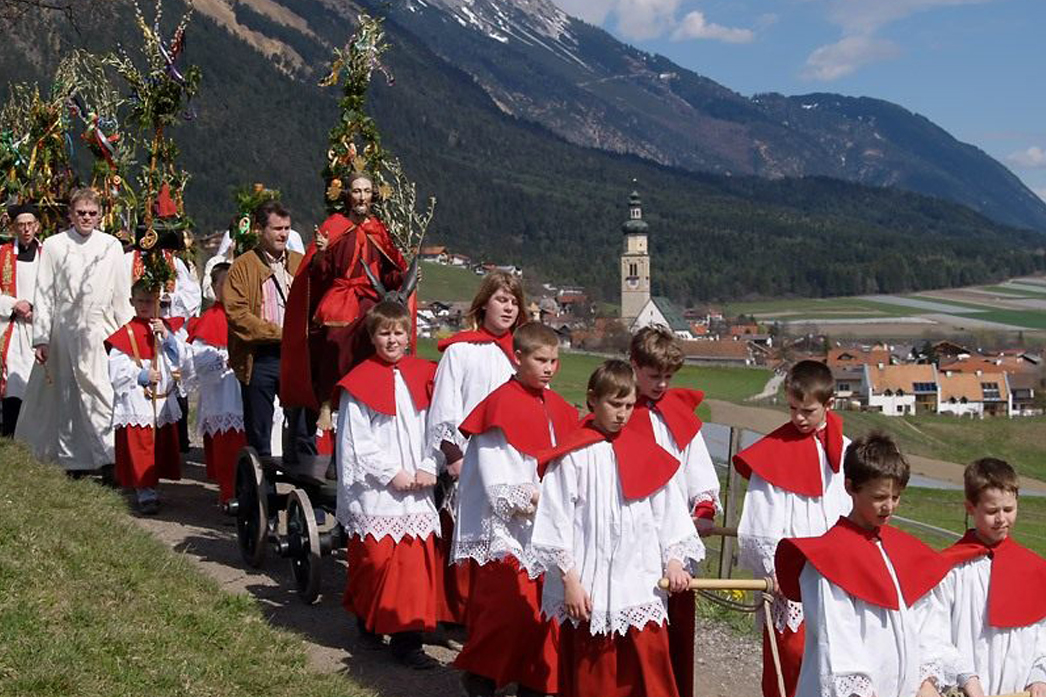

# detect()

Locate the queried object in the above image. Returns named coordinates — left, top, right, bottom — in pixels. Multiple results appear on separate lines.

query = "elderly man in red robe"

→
left=281, top=173, right=409, bottom=413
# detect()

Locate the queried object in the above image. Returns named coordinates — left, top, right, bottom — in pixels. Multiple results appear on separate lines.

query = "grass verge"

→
left=0, top=442, right=367, bottom=697
left=417, top=262, right=482, bottom=303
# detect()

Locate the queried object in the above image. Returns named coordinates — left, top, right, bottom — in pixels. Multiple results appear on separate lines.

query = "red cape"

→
left=438, top=328, right=516, bottom=364
left=538, top=418, right=681, bottom=500
left=942, top=530, right=1046, bottom=628
left=336, top=355, right=436, bottom=416
left=105, top=317, right=186, bottom=361
left=186, top=303, right=228, bottom=348
left=776, top=516, right=951, bottom=610
left=732, top=411, right=845, bottom=496
left=458, top=378, right=578, bottom=458
left=628, top=387, right=704, bottom=451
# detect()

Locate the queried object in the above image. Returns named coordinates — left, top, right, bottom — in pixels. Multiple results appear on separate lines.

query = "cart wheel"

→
left=286, top=488, right=322, bottom=604
left=235, top=447, right=269, bottom=568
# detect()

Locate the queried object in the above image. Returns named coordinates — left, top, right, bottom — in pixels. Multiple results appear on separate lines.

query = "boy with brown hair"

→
left=733, top=359, right=853, bottom=697
left=335, top=301, right=441, bottom=669
left=532, top=359, right=704, bottom=697
left=627, top=325, right=719, bottom=697
left=775, top=432, right=951, bottom=697
left=452, top=322, right=578, bottom=697
left=925, top=458, right=1046, bottom=697
left=106, top=280, right=186, bottom=514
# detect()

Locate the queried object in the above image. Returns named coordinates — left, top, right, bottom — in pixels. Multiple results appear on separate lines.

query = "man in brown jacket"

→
left=225, top=200, right=314, bottom=462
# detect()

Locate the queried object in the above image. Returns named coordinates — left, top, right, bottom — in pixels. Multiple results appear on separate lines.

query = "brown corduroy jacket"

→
left=225, top=247, right=302, bottom=384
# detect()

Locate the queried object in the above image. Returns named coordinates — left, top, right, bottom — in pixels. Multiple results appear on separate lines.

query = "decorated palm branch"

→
left=54, top=49, right=139, bottom=242
left=0, top=82, right=77, bottom=237
left=105, top=0, right=201, bottom=291
left=320, top=13, right=435, bottom=259
left=228, top=183, right=281, bottom=256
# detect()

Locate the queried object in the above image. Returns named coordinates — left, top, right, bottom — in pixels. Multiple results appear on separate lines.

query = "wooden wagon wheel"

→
left=235, top=447, right=269, bottom=568
left=286, top=487, right=322, bottom=604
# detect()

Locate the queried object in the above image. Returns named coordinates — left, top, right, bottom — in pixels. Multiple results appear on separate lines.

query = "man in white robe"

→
left=0, top=203, right=43, bottom=435
left=15, top=188, right=133, bottom=471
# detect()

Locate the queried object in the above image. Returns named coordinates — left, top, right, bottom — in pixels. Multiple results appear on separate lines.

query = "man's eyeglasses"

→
left=74, top=210, right=100, bottom=218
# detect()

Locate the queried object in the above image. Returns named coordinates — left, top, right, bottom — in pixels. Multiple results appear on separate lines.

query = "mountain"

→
left=0, top=0, right=1043, bottom=305
left=378, top=0, right=1046, bottom=232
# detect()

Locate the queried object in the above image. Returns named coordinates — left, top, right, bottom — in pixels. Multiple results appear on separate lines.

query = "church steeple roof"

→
left=622, top=189, right=649, bottom=234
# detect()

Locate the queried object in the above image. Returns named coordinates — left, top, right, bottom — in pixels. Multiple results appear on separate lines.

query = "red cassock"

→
left=343, top=534, right=442, bottom=635
left=452, top=379, right=579, bottom=694
left=280, top=213, right=412, bottom=411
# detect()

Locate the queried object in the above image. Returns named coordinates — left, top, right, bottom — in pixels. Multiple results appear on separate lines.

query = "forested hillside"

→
left=0, top=1, right=1043, bottom=303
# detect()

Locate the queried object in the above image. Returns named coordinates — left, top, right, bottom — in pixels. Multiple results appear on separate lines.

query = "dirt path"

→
left=707, top=399, right=1046, bottom=493
left=132, top=454, right=761, bottom=697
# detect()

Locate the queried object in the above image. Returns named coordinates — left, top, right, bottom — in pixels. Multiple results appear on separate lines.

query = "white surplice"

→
left=16, top=229, right=133, bottom=469
left=336, top=371, right=440, bottom=543
left=108, top=333, right=184, bottom=429
left=0, top=240, right=40, bottom=400
left=187, top=339, right=243, bottom=438
left=532, top=440, right=706, bottom=637
left=425, top=341, right=514, bottom=468
left=737, top=434, right=852, bottom=632
left=797, top=545, right=943, bottom=697
left=922, top=556, right=1046, bottom=695
left=452, top=428, right=546, bottom=574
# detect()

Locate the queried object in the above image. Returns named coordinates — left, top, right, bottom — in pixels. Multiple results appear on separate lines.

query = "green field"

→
left=418, top=339, right=772, bottom=417
left=722, top=297, right=921, bottom=319
left=417, top=261, right=482, bottom=303
left=0, top=443, right=364, bottom=697
left=982, top=284, right=1046, bottom=297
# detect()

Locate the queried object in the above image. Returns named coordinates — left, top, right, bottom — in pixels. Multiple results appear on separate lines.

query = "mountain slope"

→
left=0, top=0, right=1043, bottom=304
left=372, top=0, right=1046, bottom=232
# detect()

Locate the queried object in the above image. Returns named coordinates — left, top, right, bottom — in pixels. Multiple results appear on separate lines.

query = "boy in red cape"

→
left=426, top=271, right=526, bottom=624
left=185, top=262, right=245, bottom=505
left=922, top=458, right=1046, bottom=697
left=626, top=326, right=720, bottom=697
left=335, top=301, right=441, bottom=669
left=775, top=433, right=951, bottom=697
left=532, top=360, right=704, bottom=697
left=733, top=359, right=853, bottom=697
left=106, top=280, right=186, bottom=515
left=452, top=322, right=578, bottom=697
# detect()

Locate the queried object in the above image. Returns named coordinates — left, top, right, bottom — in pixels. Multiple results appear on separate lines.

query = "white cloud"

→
left=1007, top=146, right=1046, bottom=169
left=671, top=10, right=755, bottom=43
left=826, top=0, right=996, bottom=35
left=611, top=0, right=682, bottom=40
left=803, top=35, right=900, bottom=81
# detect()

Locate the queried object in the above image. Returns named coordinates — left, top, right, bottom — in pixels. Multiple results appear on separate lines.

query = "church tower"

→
left=620, top=188, right=650, bottom=324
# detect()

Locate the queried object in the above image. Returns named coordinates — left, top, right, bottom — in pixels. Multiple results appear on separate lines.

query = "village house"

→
left=419, top=245, right=449, bottom=264
left=937, top=370, right=1012, bottom=418
left=864, top=363, right=939, bottom=416
left=630, top=296, right=694, bottom=339
left=680, top=338, right=756, bottom=367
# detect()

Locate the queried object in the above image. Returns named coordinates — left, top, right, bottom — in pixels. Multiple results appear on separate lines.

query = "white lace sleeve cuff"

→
left=737, top=534, right=778, bottom=576
left=918, top=659, right=949, bottom=690
left=428, top=422, right=467, bottom=468
left=532, top=545, right=575, bottom=575
left=488, top=483, right=536, bottom=520
left=824, top=673, right=874, bottom=697
left=662, top=533, right=705, bottom=569
left=690, top=489, right=722, bottom=515
left=1026, top=662, right=1046, bottom=687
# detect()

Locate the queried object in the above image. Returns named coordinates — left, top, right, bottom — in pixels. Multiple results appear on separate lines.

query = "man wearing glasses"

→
left=0, top=203, right=42, bottom=435
left=16, top=188, right=133, bottom=475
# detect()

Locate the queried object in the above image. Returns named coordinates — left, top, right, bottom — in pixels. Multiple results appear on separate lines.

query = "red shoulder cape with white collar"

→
left=537, top=418, right=681, bottom=500
left=186, top=303, right=228, bottom=348
left=732, top=411, right=844, bottom=496
left=438, top=327, right=515, bottom=364
left=942, top=530, right=1046, bottom=628
left=336, top=355, right=436, bottom=416
left=458, top=378, right=578, bottom=457
left=105, top=317, right=186, bottom=361
left=775, top=516, right=951, bottom=610
left=628, top=387, right=704, bottom=451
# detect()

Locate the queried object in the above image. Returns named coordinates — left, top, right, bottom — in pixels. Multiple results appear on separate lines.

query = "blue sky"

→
left=551, top=0, right=1046, bottom=202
